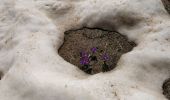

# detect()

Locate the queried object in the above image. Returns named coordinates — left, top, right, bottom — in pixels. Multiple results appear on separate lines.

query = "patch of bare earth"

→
left=59, top=28, right=136, bottom=74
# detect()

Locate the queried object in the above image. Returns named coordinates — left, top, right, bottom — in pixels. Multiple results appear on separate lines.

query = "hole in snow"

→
left=163, top=78, right=170, bottom=100
left=58, top=28, right=136, bottom=74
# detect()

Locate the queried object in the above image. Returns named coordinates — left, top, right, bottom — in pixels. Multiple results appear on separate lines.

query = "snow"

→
left=0, top=0, right=170, bottom=100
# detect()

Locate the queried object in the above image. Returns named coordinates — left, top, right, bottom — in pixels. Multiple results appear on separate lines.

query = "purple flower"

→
left=91, top=47, right=97, bottom=53
left=102, top=53, right=110, bottom=61
left=80, top=57, right=90, bottom=65
left=80, top=51, right=90, bottom=65
left=80, top=51, right=89, bottom=57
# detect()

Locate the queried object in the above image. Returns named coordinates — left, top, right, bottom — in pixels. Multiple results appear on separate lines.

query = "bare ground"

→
left=58, top=28, right=136, bottom=74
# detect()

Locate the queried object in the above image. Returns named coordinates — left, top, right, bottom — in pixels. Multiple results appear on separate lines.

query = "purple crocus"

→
left=102, top=53, right=110, bottom=61
left=80, top=51, right=89, bottom=57
left=80, top=57, right=90, bottom=65
left=91, top=47, right=97, bottom=53
left=80, top=51, right=90, bottom=65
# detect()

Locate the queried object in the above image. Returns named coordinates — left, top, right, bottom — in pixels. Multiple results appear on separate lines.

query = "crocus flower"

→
left=91, top=47, right=97, bottom=53
left=80, top=51, right=89, bottom=57
left=80, top=56, right=90, bottom=65
left=80, top=51, right=90, bottom=65
left=102, top=53, right=110, bottom=61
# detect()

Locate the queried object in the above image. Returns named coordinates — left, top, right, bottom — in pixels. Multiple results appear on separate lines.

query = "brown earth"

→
left=58, top=28, right=136, bottom=74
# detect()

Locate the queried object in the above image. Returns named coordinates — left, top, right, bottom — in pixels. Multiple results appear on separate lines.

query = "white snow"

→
left=0, top=0, right=170, bottom=100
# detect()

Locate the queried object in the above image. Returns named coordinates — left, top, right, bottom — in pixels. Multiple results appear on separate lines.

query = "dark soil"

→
left=163, top=78, right=170, bottom=100
left=58, top=28, right=136, bottom=74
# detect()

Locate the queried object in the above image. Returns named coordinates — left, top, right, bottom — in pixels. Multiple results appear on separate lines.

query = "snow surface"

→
left=0, top=0, right=170, bottom=100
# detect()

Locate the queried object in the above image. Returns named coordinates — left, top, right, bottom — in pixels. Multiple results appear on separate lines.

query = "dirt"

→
left=58, top=28, right=136, bottom=74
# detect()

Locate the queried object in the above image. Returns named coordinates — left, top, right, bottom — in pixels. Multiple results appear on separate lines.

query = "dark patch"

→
left=0, top=71, right=3, bottom=80
left=58, top=28, right=136, bottom=74
left=84, top=11, right=142, bottom=31
left=116, top=12, right=142, bottom=27
left=163, top=78, right=170, bottom=100
left=162, top=0, right=170, bottom=14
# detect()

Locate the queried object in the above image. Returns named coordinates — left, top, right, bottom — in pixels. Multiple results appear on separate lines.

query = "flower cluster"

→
left=80, top=47, right=110, bottom=74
